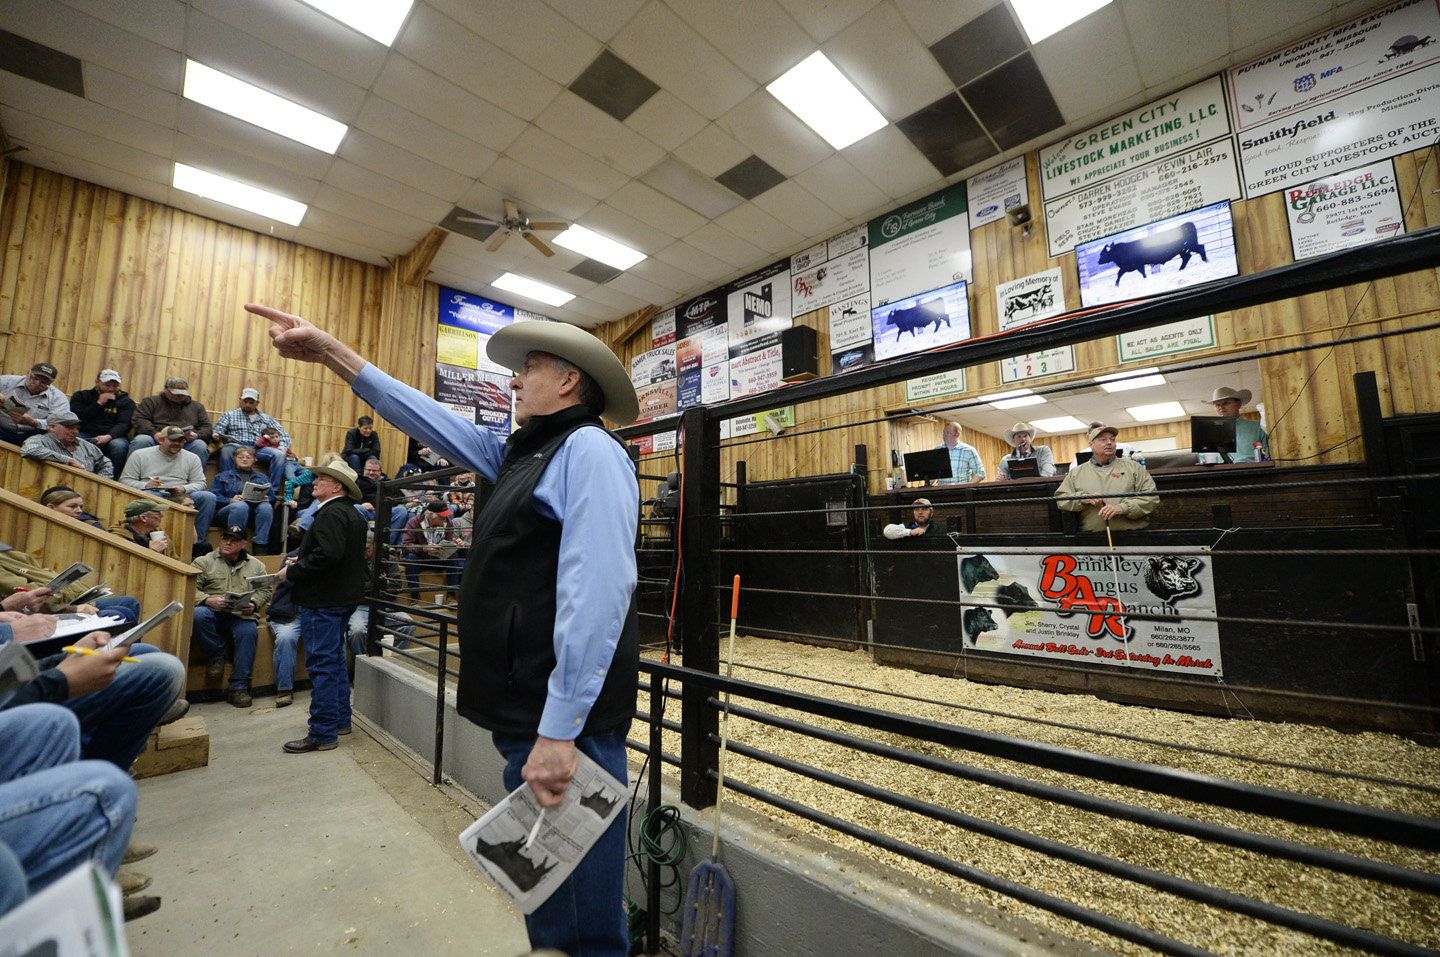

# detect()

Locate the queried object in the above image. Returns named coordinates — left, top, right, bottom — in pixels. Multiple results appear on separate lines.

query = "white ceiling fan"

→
left=455, top=199, right=567, bottom=257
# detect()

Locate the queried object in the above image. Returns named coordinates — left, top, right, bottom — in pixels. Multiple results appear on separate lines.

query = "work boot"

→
left=122, top=842, right=157, bottom=865
left=205, top=660, right=225, bottom=681
left=123, top=895, right=162, bottom=922
left=275, top=690, right=293, bottom=707
left=117, top=868, right=151, bottom=895
left=226, top=687, right=252, bottom=708
left=157, top=698, right=189, bottom=726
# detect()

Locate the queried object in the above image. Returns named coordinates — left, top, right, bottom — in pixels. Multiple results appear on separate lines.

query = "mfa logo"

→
left=1294, top=73, right=1316, bottom=92
left=880, top=214, right=903, bottom=239
left=684, top=298, right=717, bottom=320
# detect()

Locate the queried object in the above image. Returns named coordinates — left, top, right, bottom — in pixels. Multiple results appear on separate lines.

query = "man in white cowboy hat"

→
left=1208, top=386, right=1268, bottom=462
left=247, top=302, right=639, bottom=957
left=1055, top=422, right=1159, bottom=533
left=273, top=459, right=367, bottom=753
left=995, top=421, right=1055, bottom=480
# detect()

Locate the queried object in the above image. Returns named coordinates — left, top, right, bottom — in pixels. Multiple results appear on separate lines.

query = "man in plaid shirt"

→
left=214, top=387, right=291, bottom=490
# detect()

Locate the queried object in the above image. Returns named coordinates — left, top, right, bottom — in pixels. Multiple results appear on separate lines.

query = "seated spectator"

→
left=1055, top=423, right=1160, bottom=532
left=444, top=471, right=476, bottom=518
left=130, top=377, right=212, bottom=467
left=265, top=550, right=301, bottom=708
left=995, top=421, right=1056, bottom=480
left=211, top=446, right=276, bottom=554
left=0, top=541, right=140, bottom=624
left=342, top=415, right=381, bottom=473
left=256, top=427, right=302, bottom=482
left=214, top=388, right=290, bottom=490
left=119, top=426, right=218, bottom=538
left=356, top=457, right=409, bottom=544
left=883, top=498, right=942, bottom=539
left=401, top=502, right=461, bottom=596
left=109, top=499, right=172, bottom=556
left=40, top=486, right=104, bottom=529
left=69, top=369, right=135, bottom=476
left=346, top=533, right=413, bottom=664
left=406, top=435, right=449, bottom=472
left=0, top=362, right=69, bottom=446
left=192, top=526, right=272, bottom=708
left=1207, top=386, right=1268, bottom=462
left=21, top=410, right=113, bottom=478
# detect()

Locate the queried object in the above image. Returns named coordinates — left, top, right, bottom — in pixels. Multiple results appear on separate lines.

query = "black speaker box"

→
left=780, top=325, right=818, bottom=382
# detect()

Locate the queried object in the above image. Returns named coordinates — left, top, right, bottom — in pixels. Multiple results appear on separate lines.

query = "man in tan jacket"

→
left=192, top=526, right=272, bottom=707
left=1055, top=423, right=1159, bottom=532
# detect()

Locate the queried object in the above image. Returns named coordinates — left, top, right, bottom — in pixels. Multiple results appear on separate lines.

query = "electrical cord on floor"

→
left=624, top=801, right=688, bottom=953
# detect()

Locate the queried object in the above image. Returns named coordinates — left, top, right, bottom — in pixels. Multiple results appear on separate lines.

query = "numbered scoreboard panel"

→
left=999, top=346, right=1076, bottom=385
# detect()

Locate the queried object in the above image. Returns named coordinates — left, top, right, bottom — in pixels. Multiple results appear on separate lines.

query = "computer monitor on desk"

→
left=1006, top=457, right=1040, bottom=479
left=903, top=448, right=952, bottom=484
left=1190, top=415, right=1238, bottom=464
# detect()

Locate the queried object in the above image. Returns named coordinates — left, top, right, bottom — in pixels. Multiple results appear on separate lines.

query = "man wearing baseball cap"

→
left=1055, top=423, right=1159, bottom=532
left=214, top=387, right=292, bottom=491
left=131, top=376, right=213, bottom=467
left=1208, top=386, right=1268, bottom=462
left=70, top=369, right=136, bottom=475
left=119, top=426, right=219, bottom=539
left=108, top=499, right=172, bottom=556
left=883, top=497, right=942, bottom=539
left=0, top=362, right=70, bottom=446
left=20, top=410, right=113, bottom=479
left=248, top=300, right=639, bottom=956
left=192, top=525, right=273, bottom=708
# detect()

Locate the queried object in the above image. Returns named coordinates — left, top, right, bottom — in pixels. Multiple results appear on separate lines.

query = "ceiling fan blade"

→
left=503, top=199, right=519, bottom=222
left=523, top=231, right=555, bottom=257
left=456, top=216, right=503, bottom=227
left=486, top=229, right=511, bottom=252
left=526, top=221, right=567, bottom=232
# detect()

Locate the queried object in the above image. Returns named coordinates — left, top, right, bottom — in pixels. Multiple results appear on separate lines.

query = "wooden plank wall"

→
left=611, top=145, right=1440, bottom=493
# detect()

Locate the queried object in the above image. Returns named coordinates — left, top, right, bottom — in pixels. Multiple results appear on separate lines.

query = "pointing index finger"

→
left=244, top=303, right=297, bottom=329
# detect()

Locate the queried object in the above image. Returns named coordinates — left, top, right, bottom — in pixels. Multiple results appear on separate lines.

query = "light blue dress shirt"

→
left=935, top=441, right=985, bottom=484
left=351, top=364, right=638, bottom=740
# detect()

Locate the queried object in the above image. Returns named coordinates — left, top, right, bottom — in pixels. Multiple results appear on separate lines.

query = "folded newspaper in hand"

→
left=44, top=561, right=93, bottom=593
left=246, top=573, right=276, bottom=588
left=242, top=480, right=272, bottom=503
left=106, top=601, right=181, bottom=650
left=223, top=590, right=256, bottom=604
left=2, top=394, right=29, bottom=416
left=71, top=583, right=113, bottom=606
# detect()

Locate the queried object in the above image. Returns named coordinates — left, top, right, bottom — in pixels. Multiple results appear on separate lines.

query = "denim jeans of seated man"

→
left=218, top=499, right=273, bottom=545
left=131, top=433, right=209, bottom=469
left=0, top=705, right=137, bottom=905
left=92, top=595, right=140, bottom=624
left=300, top=605, right=354, bottom=744
left=270, top=619, right=300, bottom=693
left=63, top=643, right=185, bottom=771
left=492, top=726, right=631, bottom=957
left=192, top=606, right=258, bottom=691
left=346, top=607, right=415, bottom=659
left=81, top=432, right=129, bottom=476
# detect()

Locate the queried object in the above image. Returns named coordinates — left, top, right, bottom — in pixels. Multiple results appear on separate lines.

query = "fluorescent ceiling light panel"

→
left=766, top=52, right=887, bottom=150
left=1094, top=367, right=1166, bottom=392
left=981, top=389, right=1046, bottom=410
left=553, top=225, right=646, bottom=270
left=1010, top=0, right=1112, bottom=44
left=183, top=60, right=347, bottom=154
left=493, top=272, right=575, bottom=307
left=1030, top=415, right=1087, bottom=433
left=299, top=0, right=415, bottom=46
left=1126, top=401, right=1185, bottom=422
left=172, top=163, right=307, bottom=226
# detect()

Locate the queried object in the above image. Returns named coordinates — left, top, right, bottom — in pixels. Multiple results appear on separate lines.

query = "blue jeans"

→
left=133, top=433, right=209, bottom=468
left=81, top=433, right=129, bottom=476
left=404, top=555, right=462, bottom=595
left=64, top=642, right=185, bottom=770
left=218, top=500, right=274, bottom=544
left=493, top=726, right=631, bottom=957
left=295, top=499, right=321, bottom=532
left=270, top=619, right=300, bottom=691
left=188, top=490, right=219, bottom=538
left=93, top=595, right=140, bottom=624
left=300, top=605, right=353, bottom=743
left=0, top=706, right=137, bottom=903
left=193, top=606, right=259, bottom=689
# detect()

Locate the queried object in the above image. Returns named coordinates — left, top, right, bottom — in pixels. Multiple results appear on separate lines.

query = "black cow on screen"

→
left=884, top=297, right=950, bottom=340
left=1097, top=221, right=1208, bottom=285
left=963, top=606, right=999, bottom=645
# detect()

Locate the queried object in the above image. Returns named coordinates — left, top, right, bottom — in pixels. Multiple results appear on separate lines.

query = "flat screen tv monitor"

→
left=1190, top=415, right=1238, bottom=463
left=871, top=279, right=971, bottom=362
left=1076, top=200, right=1239, bottom=308
left=1006, top=457, right=1040, bottom=479
left=903, top=448, right=953, bottom=483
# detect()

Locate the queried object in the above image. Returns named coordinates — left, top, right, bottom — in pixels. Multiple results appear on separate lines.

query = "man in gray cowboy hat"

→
left=995, top=421, right=1055, bottom=480
left=247, top=302, right=639, bottom=957
left=1208, top=386, right=1268, bottom=462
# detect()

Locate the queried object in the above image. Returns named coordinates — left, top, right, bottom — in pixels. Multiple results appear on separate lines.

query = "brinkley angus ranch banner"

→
left=955, top=545, right=1222, bottom=676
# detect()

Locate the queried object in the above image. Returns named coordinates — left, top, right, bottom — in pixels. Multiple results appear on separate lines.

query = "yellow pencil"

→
left=62, top=645, right=140, bottom=664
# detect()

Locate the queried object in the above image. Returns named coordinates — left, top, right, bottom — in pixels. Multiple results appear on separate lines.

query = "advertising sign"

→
left=729, top=344, right=785, bottom=398
left=630, top=345, right=677, bottom=387
left=1116, top=316, right=1217, bottom=363
left=954, top=545, right=1221, bottom=676
left=791, top=246, right=871, bottom=316
left=868, top=182, right=971, bottom=306
left=651, top=308, right=676, bottom=347
left=967, top=157, right=1029, bottom=228
left=723, top=406, right=795, bottom=439
left=677, top=292, right=726, bottom=339
left=996, top=269, right=1065, bottom=333
left=1286, top=159, right=1406, bottom=260
left=635, top=380, right=678, bottom=421
left=904, top=369, right=966, bottom=403
left=726, top=260, right=792, bottom=360
left=437, top=286, right=522, bottom=432
left=829, top=293, right=873, bottom=350
left=435, top=364, right=513, bottom=435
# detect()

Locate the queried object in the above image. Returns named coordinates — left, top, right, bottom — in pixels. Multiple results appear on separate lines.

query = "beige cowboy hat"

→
left=309, top=460, right=362, bottom=501
left=1002, top=421, right=1041, bottom=447
left=486, top=320, right=639, bottom=426
left=1208, top=386, right=1251, bottom=406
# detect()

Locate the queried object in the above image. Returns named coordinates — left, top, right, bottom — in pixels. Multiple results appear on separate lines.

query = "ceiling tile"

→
left=440, top=207, right=501, bottom=245
left=395, top=4, right=560, bottom=122
left=652, top=240, right=735, bottom=283
left=715, top=90, right=832, bottom=177
left=193, top=0, right=390, bottom=88
left=481, top=156, right=601, bottom=222
left=841, top=125, right=941, bottom=199
left=641, top=157, right=744, bottom=217
left=750, top=180, right=847, bottom=239
left=714, top=203, right=806, bottom=255
left=541, top=0, right=648, bottom=43
left=58, top=0, right=187, bottom=47
left=300, top=205, right=414, bottom=255
left=354, top=95, right=499, bottom=179
left=627, top=256, right=704, bottom=295
left=310, top=184, right=439, bottom=243
left=293, top=227, right=390, bottom=266
left=604, top=271, right=679, bottom=305
left=17, top=143, right=171, bottom=205
left=1, top=0, right=181, bottom=91
left=791, top=155, right=889, bottom=219
left=4, top=108, right=172, bottom=184
left=0, top=28, right=84, bottom=96
left=582, top=282, right=650, bottom=311
left=167, top=189, right=299, bottom=241
left=176, top=100, right=334, bottom=181
left=535, top=91, right=664, bottom=178
left=427, top=0, right=601, bottom=85
left=567, top=49, right=660, bottom=122
left=928, top=4, right=1026, bottom=87
left=1124, top=0, right=1230, bottom=88
left=575, top=202, right=673, bottom=254
left=81, top=63, right=178, bottom=129
left=664, top=0, right=814, bottom=84
left=685, top=222, right=767, bottom=268
left=506, top=127, right=628, bottom=200
left=774, top=0, right=884, bottom=42
left=961, top=53, right=1064, bottom=151
left=337, top=130, right=476, bottom=203
left=1031, top=6, right=1142, bottom=123
left=892, top=0, right=1002, bottom=45
left=610, top=1, right=757, bottom=120
left=606, top=181, right=709, bottom=238
left=623, top=89, right=708, bottom=151
left=173, top=133, right=322, bottom=205
left=552, top=297, right=613, bottom=325
left=373, top=56, right=526, bottom=154
left=674, top=124, right=751, bottom=178
left=0, top=71, right=173, bottom=157
left=715, top=155, right=787, bottom=201
left=826, top=4, right=955, bottom=121
left=1229, top=0, right=1330, bottom=53
left=896, top=93, right=994, bottom=177
left=1230, top=9, right=1334, bottom=65
left=325, top=159, right=455, bottom=223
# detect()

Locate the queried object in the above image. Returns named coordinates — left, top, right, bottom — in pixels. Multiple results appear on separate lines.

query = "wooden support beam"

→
left=610, top=304, right=659, bottom=349
left=396, top=227, right=449, bottom=287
